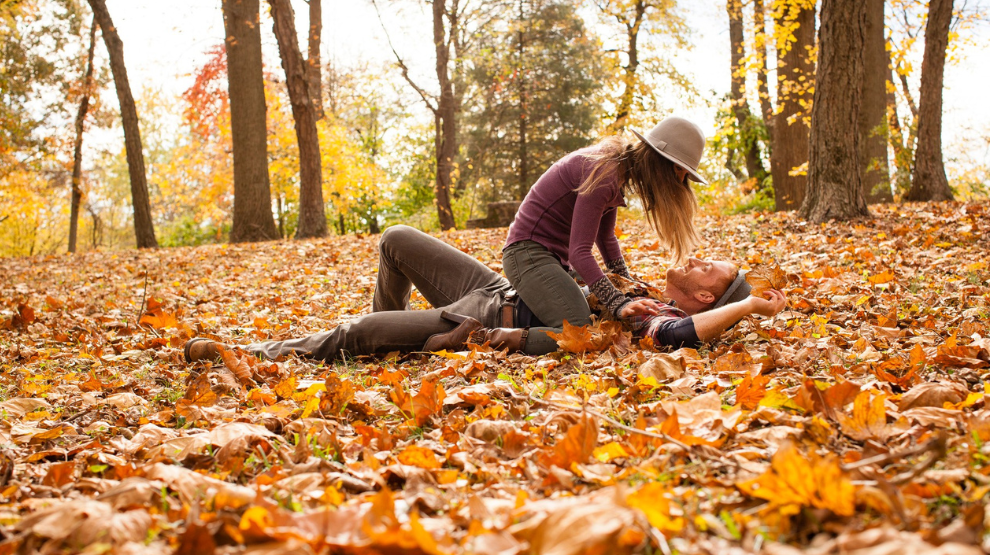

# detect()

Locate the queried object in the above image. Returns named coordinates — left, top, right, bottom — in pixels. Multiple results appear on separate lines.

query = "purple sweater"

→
left=505, top=147, right=626, bottom=285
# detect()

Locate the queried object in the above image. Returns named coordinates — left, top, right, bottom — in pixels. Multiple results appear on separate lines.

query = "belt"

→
left=500, top=290, right=518, bottom=328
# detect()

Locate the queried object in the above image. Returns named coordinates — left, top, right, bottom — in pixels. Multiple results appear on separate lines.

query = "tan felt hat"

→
left=631, top=117, right=708, bottom=185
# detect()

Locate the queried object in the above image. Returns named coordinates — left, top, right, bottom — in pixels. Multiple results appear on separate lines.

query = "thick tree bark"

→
left=907, top=0, right=954, bottom=202
left=69, top=18, right=97, bottom=254
left=222, top=0, right=280, bottom=243
left=860, top=0, right=892, bottom=203
left=799, top=0, right=870, bottom=222
left=307, top=0, right=324, bottom=121
left=727, top=0, right=764, bottom=182
left=433, top=0, right=457, bottom=231
left=771, top=0, right=815, bottom=211
left=269, top=0, right=328, bottom=238
left=88, top=0, right=157, bottom=248
left=517, top=0, right=528, bottom=200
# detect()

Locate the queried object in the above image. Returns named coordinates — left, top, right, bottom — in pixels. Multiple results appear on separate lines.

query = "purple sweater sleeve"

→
left=595, top=208, right=623, bottom=263
left=568, top=181, right=619, bottom=285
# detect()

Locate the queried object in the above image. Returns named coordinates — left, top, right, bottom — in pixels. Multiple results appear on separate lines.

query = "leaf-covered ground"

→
left=1, top=202, right=989, bottom=555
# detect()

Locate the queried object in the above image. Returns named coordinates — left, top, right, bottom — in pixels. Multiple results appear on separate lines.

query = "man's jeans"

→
left=246, top=226, right=558, bottom=361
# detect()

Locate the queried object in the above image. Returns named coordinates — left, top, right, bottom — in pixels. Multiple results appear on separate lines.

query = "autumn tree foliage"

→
left=462, top=0, right=606, bottom=201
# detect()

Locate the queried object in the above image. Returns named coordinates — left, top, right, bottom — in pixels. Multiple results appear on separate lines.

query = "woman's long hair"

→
left=577, top=135, right=701, bottom=264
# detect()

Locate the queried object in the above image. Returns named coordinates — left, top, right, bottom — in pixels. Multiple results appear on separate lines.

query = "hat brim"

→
left=632, top=129, right=708, bottom=185
left=714, top=270, right=751, bottom=309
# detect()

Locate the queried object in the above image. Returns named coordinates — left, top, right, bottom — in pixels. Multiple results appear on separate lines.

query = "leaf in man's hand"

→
left=746, top=263, right=787, bottom=297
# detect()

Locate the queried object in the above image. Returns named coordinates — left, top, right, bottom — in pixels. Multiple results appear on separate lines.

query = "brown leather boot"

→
left=183, top=338, right=227, bottom=363
left=469, top=328, right=529, bottom=353
left=423, top=312, right=484, bottom=352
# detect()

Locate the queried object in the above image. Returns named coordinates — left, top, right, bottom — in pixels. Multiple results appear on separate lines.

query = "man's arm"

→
left=692, top=290, right=786, bottom=341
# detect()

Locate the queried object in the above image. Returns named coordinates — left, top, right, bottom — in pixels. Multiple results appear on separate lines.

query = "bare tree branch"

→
left=371, top=0, right=438, bottom=114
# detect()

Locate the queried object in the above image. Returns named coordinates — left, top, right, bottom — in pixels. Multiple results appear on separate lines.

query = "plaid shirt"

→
left=623, top=298, right=690, bottom=342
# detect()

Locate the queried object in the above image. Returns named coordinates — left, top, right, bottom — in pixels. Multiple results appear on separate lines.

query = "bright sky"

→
left=103, top=0, right=990, bottom=172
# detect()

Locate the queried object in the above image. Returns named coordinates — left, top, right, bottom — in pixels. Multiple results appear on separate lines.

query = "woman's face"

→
left=673, top=166, right=689, bottom=184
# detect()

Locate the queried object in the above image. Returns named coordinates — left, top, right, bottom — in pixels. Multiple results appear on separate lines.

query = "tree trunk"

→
left=307, top=0, right=324, bottom=121
left=886, top=42, right=912, bottom=194
left=798, top=0, right=870, bottom=222
left=269, top=0, right=328, bottom=238
left=433, top=0, right=457, bottom=231
left=727, top=0, right=764, bottom=182
left=753, top=0, right=773, bottom=140
left=88, top=0, right=157, bottom=248
left=609, top=0, right=645, bottom=133
left=222, top=0, right=280, bottom=243
left=860, top=0, right=892, bottom=204
left=517, top=0, right=528, bottom=200
left=69, top=18, right=97, bottom=254
left=771, top=0, right=815, bottom=211
left=907, top=0, right=954, bottom=202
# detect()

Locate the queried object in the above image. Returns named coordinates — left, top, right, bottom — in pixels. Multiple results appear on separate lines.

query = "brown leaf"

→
left=220, top=347, right=255, bottom=387
left=41, top=461, right=77, bottom=488
left=176, top=372, right=218, bottom=416
left=898, top=382, right=969, bottom=410
left=745, top=263, right=787, bottom=297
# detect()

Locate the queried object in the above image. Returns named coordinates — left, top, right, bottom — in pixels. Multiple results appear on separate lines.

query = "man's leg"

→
left=374, top=225, right=508, bottom=312
left=246, top=289, right=504, bottom=362
left=245, top=308, right=455, bottom=362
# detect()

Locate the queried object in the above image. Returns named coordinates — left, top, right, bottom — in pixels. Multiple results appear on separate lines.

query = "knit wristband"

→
left=590, top=275, right=632, bottom=319
left=605, top=258, right=632, bottom=279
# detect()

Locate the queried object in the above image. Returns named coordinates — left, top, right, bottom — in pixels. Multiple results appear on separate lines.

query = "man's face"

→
left=666, top=258, right=736, bottom=298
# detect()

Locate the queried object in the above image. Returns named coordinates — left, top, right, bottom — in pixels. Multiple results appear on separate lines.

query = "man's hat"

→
left=714, top=271, right=751, bottom=309
left=631, top=117, right=708, bottom=184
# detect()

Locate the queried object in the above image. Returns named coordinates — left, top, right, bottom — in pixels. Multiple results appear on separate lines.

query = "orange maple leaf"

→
left=542, top=414, right=598, bottom=469
left=737, top=441, right=855, bottom=516
left=397, top=445, right=441, bottom=470
left=736, top=374, right=770, bottom=410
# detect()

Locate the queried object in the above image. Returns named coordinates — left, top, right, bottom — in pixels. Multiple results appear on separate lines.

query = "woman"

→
left=502, top=116, right=707, bottom=330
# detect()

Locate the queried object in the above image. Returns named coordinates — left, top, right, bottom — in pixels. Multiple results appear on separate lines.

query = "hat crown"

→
left=642, top=117, right=705, bottom=170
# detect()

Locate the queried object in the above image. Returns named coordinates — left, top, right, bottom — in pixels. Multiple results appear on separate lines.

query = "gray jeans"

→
left=246, top=226, right=558, bottom=361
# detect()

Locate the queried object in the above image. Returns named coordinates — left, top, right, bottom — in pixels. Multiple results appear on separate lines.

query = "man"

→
left=184, top=226, right=785, bottom=363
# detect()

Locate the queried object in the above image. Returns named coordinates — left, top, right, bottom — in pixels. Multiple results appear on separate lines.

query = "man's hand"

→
left=619, top=298, right=663, bottom=318
left=747, top=289, right=786, bottom=317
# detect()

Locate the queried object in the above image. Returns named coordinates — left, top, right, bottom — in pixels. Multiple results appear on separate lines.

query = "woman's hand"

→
left=618, top=298, right=664, bottom=319
left=747, top=289, right=786, bottom=317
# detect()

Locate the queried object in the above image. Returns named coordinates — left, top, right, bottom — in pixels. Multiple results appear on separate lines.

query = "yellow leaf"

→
left=627, top=483, right=685, bottom=533
left=301, top=395, right=320, bottom=419
left=837, top=391, right=894, bottom=441
left=593, top=441, right=630, bottom=463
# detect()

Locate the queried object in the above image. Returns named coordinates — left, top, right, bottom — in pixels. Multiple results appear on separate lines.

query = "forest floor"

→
left=1, top=202, right=989, bottom=555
